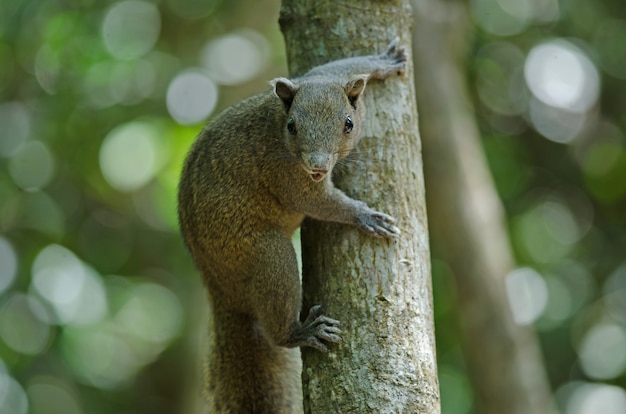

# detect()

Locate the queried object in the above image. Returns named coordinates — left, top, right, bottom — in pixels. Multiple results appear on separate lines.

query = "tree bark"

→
left=411, top=1, right=555, bottom=413
left=279, top=1, right=440, bottom=413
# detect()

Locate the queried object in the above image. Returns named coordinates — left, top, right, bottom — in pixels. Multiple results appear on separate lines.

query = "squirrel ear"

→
left=344, top=75, right=368, bottom=108
left=271, top=77, right=298, bottom=110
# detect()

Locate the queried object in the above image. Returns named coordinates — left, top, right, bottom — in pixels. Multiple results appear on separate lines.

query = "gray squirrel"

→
left=178, top=38, right=406, bottom=413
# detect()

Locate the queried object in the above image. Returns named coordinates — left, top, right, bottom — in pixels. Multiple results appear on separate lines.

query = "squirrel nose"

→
left=306, top=152, right=331, bottom=171
left=303, top=153, right=331, bottom=182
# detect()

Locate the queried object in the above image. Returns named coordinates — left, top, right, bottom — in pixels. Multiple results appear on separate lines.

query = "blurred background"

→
left=0, top=0, right=625, bottom=413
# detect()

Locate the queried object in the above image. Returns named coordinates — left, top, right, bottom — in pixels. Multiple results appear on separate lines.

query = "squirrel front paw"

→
left=356, top=205, right=400, bottom=239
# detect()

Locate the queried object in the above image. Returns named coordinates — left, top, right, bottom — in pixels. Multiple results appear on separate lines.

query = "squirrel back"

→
left=178, top=39, right=406, bottom=413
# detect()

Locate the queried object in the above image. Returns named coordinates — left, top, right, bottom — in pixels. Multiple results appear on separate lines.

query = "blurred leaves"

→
left=446, top=0, right=626, bottom=412
left=0, top=0, right=284, bottom=412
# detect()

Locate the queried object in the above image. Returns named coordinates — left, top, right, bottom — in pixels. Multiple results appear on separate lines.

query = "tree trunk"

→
left=411, top=1, right=555, bottom=413
left=279, top=1, right=440, bottom=413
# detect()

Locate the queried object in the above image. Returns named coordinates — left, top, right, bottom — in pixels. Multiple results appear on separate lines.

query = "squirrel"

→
left=177, top=38, right=406, bottom=413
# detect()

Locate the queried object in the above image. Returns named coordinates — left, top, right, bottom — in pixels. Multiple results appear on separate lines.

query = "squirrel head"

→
left=270, top=75, right=368, bottom=182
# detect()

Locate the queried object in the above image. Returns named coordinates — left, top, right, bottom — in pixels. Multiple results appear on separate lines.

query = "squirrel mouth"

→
left=310, top=172, right=326, bottom=182
left=307, top=169, right=328, bottom=182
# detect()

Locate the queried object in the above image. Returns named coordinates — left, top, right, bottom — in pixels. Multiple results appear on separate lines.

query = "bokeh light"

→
left=604, top=263, right=626, bottom=324
left=475, top=41, right=527, bottom=116
left=109, top=60, right=158, bottom=105
left=31, top=244, right=108, bottom=326
left=540, top=276, right=574, bottom=328
left=472, top=0, right=530, bottom=36
left=544, top=261, right=593, bottom=320
left=528, top=98, right=588, bottom=144
left=0, top=237, right=17, bottom=294
left=0, top=367, right=28, bottom=414
left=115, top=282, right=183, bottom=344
left=535, top=260, right=595, bottom=332
left=577, top=322, right=626, bottom=380
left=200, top=30, right=270, bottom=85
left=14, top=191, right=65, bottom=238
left=7, top=141, right=55, bottom=192
left=34, top=44, right=60, bottom=95
left=0, top=102, right=30, bottom=157
left=523, top=40, right=600, bottom=143
left=102, top=0, right=161, bottom=60
left=525, top=41, right=599, bottom=113
left=565, top=383, right=626, bottom=414
left=513, top=199, right=582, bottom=264
left=83, top=59, right=159, bottom=108
left=62, top=323, right=140, bottom=389
left=166, top=70, right=218, bottom=125
left=82, top=61, right=120, bottom=109
left=99, top=121, right=168, bottom=192
left=60, top=279, right=183, bottom=389
left=505, top=267, right=548, bottom=325
left=472, top=0, right=559, bottom=36
left=581, top=131, right=626, bottom=203
left=0, top=293, right=51, bottom=355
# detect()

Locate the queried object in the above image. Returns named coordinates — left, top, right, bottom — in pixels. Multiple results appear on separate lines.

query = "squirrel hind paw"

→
left=294, top=305, right=342, bottom=352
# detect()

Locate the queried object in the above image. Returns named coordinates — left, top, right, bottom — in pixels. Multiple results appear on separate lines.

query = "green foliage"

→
left=0, top=0, right=284, bottom=412
left=436, top=0, right=626, bottom=412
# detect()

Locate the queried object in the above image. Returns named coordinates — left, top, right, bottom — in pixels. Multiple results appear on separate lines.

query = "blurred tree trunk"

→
left=411, top=1, right=555, bottom=413
left=279, top=1, right=440, bottom=413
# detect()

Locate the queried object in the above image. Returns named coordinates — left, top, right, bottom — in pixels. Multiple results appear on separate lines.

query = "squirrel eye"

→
left=287, top=118, right=296, bottom=134
left=344, top=116, right=354, bottom=134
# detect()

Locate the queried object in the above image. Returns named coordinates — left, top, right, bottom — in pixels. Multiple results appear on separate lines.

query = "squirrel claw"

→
left=385, top=36, right=404, bottom=56
left=386, top=37, right=401, bottom=54
left=357, top=208, right=400, bottom=239
left=385, top=37, right=407, bottom=62
left=295, top=305, right=342, bottom=353
left=380, top=37, right=407, bottom=77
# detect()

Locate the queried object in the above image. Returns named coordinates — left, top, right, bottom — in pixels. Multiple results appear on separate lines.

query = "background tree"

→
left=279, top=1, right=439, bottom=412
left=411, top=0, right=554, bottom=413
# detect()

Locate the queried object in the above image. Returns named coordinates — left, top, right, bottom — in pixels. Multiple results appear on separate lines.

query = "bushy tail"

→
left=205, top=309, right=303, bottom=414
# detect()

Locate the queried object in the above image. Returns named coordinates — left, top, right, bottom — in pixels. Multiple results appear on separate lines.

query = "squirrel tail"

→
left=205, top=307, right=303, bottom=414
